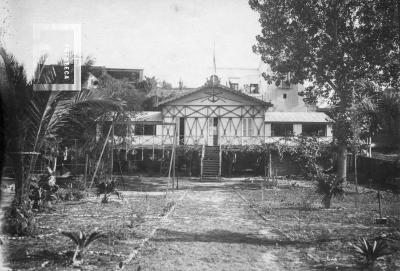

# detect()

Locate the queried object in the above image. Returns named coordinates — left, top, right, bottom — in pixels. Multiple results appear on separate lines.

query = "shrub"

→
left=2, top=200, right=37, bottom=236
left=315, top=173, right=344, bottom=208
left=56, top=188, right=85, bottom=201
left=29, top=175, right=59, bottom=210
left=97, top=178, right=122, bottom=203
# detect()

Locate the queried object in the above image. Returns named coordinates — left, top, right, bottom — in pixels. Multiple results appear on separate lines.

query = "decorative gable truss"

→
left=162, top=104, right=265, bottom=146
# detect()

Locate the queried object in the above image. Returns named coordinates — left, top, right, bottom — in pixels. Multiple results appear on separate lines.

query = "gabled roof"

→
left=158, top=84, right=271, bottom=107
left=265, top=112, right=331, bottom=123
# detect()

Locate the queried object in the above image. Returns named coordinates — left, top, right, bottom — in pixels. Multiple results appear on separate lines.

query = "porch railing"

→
left=112, top=134, right=332, bottom=148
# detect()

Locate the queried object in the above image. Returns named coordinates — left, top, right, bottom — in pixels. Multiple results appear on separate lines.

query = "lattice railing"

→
left=112, top=135, right=332, bottom=149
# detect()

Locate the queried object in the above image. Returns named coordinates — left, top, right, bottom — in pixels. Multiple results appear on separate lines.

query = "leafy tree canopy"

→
left=249, top=0, right=400, bottom=178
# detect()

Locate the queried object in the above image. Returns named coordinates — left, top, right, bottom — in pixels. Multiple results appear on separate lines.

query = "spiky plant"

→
left=1, top=48, right=125, bottom=233
left=61, top=230, right=105, bottom=266
left=350, top=238, right=387, bottom=265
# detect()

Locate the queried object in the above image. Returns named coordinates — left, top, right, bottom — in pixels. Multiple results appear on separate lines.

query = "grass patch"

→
left=238, top=179, right=400, bottom=270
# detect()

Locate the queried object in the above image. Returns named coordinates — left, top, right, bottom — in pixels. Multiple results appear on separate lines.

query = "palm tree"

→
left=377, top=89, right=400, bottom=151
left=0, top=48, right=125, bottom=234
left=352, top=85, right=400, bottom=152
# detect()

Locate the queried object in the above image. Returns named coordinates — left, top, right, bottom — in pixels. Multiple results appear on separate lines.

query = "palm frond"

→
left=350, top=238, right=387, bottom=263
left=61, top=231, right=83, bottom=246
left=83, top=231, right=105, bottom=248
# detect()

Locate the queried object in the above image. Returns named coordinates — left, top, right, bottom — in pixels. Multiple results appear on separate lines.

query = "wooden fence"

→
left=357, top=155, right=400, bottom=187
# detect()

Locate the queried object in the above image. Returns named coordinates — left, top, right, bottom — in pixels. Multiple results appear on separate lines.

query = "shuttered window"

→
left=242, top=118, right=253, bottom=137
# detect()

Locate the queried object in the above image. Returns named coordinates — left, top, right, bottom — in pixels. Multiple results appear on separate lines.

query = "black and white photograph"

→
left=0, top=0, right=400, bottom=270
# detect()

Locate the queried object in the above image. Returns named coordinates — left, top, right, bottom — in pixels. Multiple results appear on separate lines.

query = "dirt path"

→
left=127, top=181, right=292, bottom=271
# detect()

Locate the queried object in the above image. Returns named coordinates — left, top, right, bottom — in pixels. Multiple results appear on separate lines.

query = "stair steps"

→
left=202, top=146, right=220, bottom=180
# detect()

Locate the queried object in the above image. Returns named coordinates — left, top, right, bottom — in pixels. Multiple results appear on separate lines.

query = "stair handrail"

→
left=218, top=145, right=222, bottom=181
left=200, top=144, right=205, bottom=181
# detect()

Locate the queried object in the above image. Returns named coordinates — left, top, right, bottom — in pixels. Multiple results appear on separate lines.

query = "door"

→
left=208, top=117, right=219, bottom=146
left=179, top=117, right=185, bottom=145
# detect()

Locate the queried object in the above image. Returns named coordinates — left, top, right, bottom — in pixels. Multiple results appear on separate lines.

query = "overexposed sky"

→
left=1, top=0, right=262, bottom=87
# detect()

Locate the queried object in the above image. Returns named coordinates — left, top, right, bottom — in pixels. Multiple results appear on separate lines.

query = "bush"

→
left=29, top=175, right=59, bottom=209
left=56, top=188, right=85, bottom=201
left=315, top=173, right=344, bottom=208
left=96, top=178, right=122, bottom=203
left=2, top=200, right=37, bottom=236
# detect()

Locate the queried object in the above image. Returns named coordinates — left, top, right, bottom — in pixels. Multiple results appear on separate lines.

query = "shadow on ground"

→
left=151, top=229, right=310, bottom=247
left=114, top=176, right=271, bottom=193
left=115, top=176, right=167, bottom=192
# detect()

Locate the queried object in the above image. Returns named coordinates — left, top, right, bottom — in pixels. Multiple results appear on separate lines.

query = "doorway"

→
left=179, top=117, right=185, bottom=145
left=207, top=117, right=219, bottom=146
left=213, top=117, right=219, bottom=145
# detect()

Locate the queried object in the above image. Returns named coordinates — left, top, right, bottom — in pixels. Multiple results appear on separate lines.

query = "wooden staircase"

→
left=201, top=146, right=221, bottom=181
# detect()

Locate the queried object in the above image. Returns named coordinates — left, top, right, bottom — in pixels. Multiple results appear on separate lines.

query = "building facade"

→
left=108, top=67, right=332, bottom=178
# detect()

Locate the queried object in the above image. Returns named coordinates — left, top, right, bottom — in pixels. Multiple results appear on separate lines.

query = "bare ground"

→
left=127, top=180, right=306, bottom=271
left=2, top=177, right=400, bottom=270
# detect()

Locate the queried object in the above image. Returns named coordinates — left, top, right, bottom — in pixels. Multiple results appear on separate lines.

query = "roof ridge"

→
left=158, top=84, right=271, bottom=106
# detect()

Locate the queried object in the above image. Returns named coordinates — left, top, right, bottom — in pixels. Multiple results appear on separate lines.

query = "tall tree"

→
left=0, top=48, right=124, bottom=234
left=249, top=0, right=400, bottom=181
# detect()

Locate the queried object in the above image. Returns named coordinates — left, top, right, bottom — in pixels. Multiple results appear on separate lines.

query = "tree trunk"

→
left=323, top=195, right=332, bottom=209
left=337, top=143, right=347, bottom=183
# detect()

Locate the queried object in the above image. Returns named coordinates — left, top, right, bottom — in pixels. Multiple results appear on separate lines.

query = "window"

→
left=229, top=82, right=239, bottom=90
left=271, top=123, right=293, bottom=137
left=249, top=84, right=259, bottom=94
left=302, top=124, right=326, bottom=137
left=134, top=124, right=156, bottom=136
left=283, top=94, right=287, bottom=99
left=242, top=118, right=254, bottom=137
left=208, top=118, right=218, bottom=136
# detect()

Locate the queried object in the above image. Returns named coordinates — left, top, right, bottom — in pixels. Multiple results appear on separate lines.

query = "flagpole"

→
left=213, top=41, right=216, bottom=76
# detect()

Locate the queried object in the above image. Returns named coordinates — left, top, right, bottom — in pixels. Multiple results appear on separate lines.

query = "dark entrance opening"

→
left=179, top=117, right=185, bottom=145
left=213, top=117, right=218, bottom=146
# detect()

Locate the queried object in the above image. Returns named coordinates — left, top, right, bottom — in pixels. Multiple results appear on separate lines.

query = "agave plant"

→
left=61, top=230, right=106, bottom=266
left=350, top=238, right=387, bottom=265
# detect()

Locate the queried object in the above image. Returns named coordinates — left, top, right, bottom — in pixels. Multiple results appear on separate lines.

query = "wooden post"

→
left=172, top=124, right=177, bottom=191
left=378, top=189, right=382, bottom=218
left=125, top=123, right=128, bottom=160
left=74, top=139, right=78, bottom=173
left=84, top=154, right=88, bottom=189
left=354, top=153, right=359, bottom=207
left=262, top=164, right=266, bottom=202
left=88, top=123, right=113, bottom=190
left=176, top=171, right=179, bottom=190
left=268, top=149, right=272, bottom=178
left=218, top=145, right=222, bottom=182
left=111, top=122, right=114, bottom=178
left=168, top=123, right=177, bottom=194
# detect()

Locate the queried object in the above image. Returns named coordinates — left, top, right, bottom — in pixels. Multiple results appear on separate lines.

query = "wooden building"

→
left=109, top=75, right=332, bottom=179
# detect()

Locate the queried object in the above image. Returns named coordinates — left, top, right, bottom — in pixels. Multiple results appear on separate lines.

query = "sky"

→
left=1, top=0, right=262, bottom=87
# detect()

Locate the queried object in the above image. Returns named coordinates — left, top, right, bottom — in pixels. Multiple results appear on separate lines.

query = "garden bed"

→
left=2, top=177, right=180, bottom=270
left=237, top=178, right=400, bottom=270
